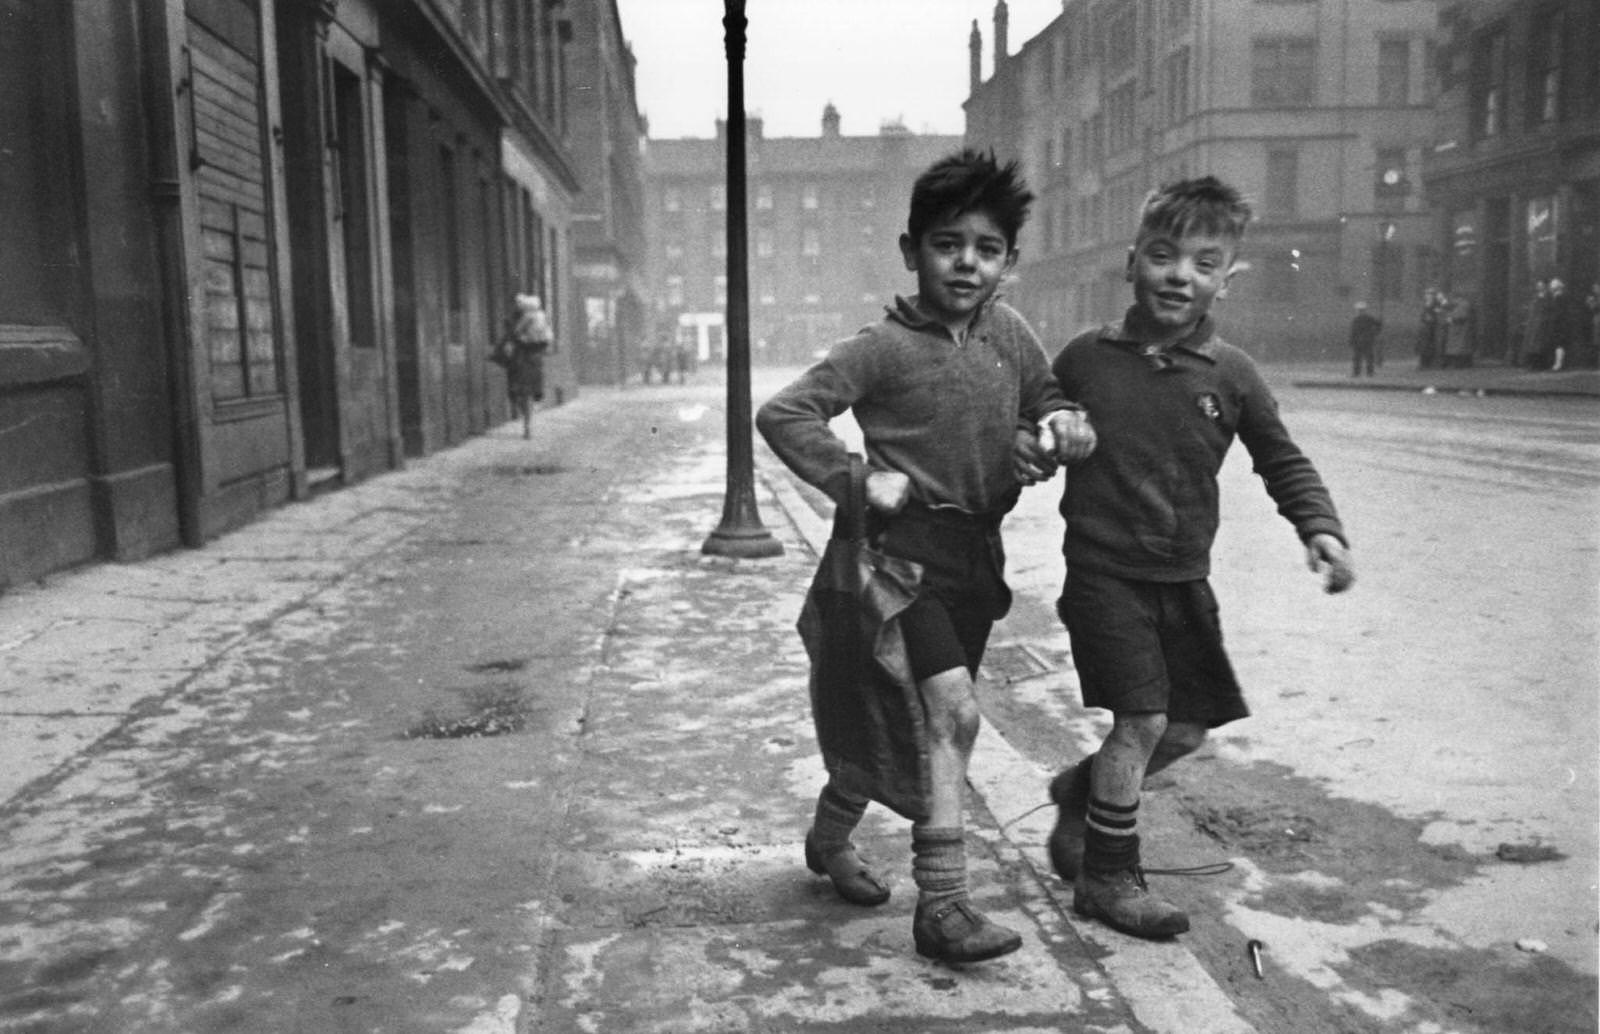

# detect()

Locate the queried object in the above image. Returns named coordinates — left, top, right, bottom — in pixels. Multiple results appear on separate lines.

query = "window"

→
left=664, top=188, right=681, bottom=212
left=710, top=184, right=725, bottom=211
left=1265, top=148, right=1299, bottom=218
left=1471, top=27, right=1507, bottom=139
left=802, top=227, right=820, bottom=256
left=1262, top=252, right=1301, bottom=303
left=1377, top=39, right=1410, bottom=106
left=1374, top=146, right=1408, bottom=205
left=755, top=183, right=772, bottom=210
left=1103, top=2, right=1137, bottom=73
left=714, top=275, right=727, bottom=306
left=1251, top=37, right=1315, bottom=107
left=665, top=275, right=684, bottom=306
left=802, top=183, right=819, bottom=210
left=1165, top=0, right=1191, bottom=37
left=759, top=282, right=775, bottom=305
left=1164, top=46, right=1192, bottom=124
left=1527, top=11, right=1564, bottom=125
left=756, top=227, right=773, bottom=258
left=1526, top=196, right=1557, bottom=274
left=664, top=242, right=684, bottom=262
left=1106, top=82, right=1137, bottom=154
left=1371, top=238, right=1404, bottom=302
left=711, top=233, right=726, bottom=259
left=338, top=66, right=376, bottom=351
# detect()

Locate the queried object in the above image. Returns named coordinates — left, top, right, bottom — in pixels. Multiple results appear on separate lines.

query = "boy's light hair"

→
left=1137, top=176, right=1253, bottom=246
left=907, top=148, right=1035, bottom=248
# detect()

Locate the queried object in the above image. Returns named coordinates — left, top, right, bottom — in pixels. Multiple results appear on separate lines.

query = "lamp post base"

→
left=701, top=523, right=784, bottom=558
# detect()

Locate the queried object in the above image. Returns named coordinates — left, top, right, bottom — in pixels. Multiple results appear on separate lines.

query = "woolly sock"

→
left=1082, top=796, right=1141, bottom=874
left=911, top=826, right=968, bottom=911
left=809, top=784, right=868, bottom=856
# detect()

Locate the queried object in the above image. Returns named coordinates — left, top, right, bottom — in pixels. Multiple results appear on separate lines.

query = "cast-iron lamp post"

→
left=702, top=0, right=783, bottom=558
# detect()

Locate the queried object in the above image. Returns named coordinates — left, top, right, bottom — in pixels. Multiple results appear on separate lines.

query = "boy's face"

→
left=1126, top=230, right=1236, bottom=339
left=899, top=209, right=1016, bottom=329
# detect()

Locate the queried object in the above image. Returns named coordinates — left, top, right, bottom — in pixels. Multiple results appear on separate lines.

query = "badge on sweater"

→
left=1196, top=393, right=1222, bottom=421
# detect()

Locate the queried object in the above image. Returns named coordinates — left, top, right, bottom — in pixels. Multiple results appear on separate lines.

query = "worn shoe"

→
left=1046, top=760, right=1091, bottom=882
left=804, top=833, right=890, bottom=906
left=912, top=898, right=1023, bottom=963
left=1073, top=865, right=1190, bottom=939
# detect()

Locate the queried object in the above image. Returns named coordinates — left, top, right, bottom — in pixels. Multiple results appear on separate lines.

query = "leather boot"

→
left=1046, top=760, right=1091, bottom=882
left=1073, top=865, right=1190, bottom=939
left=805, top=833, right=889, bottom=906
left=912, top=899, right=1023, bottom=963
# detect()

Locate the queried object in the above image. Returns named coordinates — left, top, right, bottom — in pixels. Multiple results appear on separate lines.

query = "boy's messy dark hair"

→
left=1137, top=176, right=1253, bottom=247
left=906, top=148, right=1034, bottom=247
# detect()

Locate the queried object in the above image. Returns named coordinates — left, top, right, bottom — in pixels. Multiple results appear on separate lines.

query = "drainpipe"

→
left=141, top=0, right=204, bottom=547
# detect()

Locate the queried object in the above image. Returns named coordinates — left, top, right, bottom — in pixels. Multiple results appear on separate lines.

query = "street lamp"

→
left=702, top=0, right=783, bottom=558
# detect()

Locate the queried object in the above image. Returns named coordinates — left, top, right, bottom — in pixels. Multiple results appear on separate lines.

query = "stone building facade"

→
left=0, top=0, right=617, bottom=590
left=1423, top=0, right=1600, bottom=360
left=643, top=111, right=961, bottom=367
left=965, top=0, right=1438, bottom=360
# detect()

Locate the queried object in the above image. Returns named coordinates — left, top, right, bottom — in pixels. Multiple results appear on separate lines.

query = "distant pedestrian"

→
left=491, top=293, right=552, bottom=439
left=1416, top=287, right=1445, bottom=370
left=1516, top=280, right=1551, bottom=369
left=1441, top=293, right=1474, bottom=369
left=1035, top=176, right=1353, bottom=941
left=1586, top=282, right=1600, bottom=369
left=759, top=148, right=1091, bottom=965
left=1348, top=302, right=1382, bottom=377
left=1547, top=278, right=1580, bottom=372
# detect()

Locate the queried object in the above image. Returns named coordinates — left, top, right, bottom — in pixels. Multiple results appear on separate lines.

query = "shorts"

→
left=873, top=504, right=1011, bottom=681
left=1057, top=567, right=1248, bottom=728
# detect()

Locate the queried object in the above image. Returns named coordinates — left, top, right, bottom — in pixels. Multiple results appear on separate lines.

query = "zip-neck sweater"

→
left=758, top=295, right=1069, bottom=514
left=1052, top=310, right=1346, bottom=581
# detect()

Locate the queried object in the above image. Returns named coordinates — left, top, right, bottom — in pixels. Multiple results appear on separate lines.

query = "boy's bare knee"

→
left=1108, top=710, right=1167, bottom=754
left=920, top=669, right=980, bottom=749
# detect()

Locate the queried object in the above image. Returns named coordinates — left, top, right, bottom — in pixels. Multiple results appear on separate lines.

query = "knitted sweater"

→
left=1052, top=311, right=1346, bottom=581
left=758, top=295, right=1069, bottom=514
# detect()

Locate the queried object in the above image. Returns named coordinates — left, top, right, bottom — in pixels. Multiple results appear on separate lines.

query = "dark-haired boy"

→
left=759, top=149, right=1094, bottom=964
left=1027, top=177, right=1354, bottom=939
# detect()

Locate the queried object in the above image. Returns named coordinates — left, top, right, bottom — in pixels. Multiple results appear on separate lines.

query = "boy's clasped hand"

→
left=1013, top=409, right=1097, bottom=485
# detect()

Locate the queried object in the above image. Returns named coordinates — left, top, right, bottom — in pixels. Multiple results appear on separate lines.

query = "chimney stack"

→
left=969, top=19, right=982, bottom=93
left=822, top=102, right=841, bottom=138
left=994, top=0, right=1008, bottom=71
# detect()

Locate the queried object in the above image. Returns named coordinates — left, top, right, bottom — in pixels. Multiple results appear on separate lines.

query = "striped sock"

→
left=1082, top=796, right=1140, bottom=874
left=911, top=826, right=968, bottom=911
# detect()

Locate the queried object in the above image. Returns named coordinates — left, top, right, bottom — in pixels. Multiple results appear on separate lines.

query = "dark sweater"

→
left=758, top=295, right=1068, bottom=513
left=1052, top=311, right=1346, bottom=581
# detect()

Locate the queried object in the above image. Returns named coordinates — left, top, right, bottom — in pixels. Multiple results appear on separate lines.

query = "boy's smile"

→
left=1126, top=231, right=1235, bottom=342
left=900, top=210, right=1017, bottom=334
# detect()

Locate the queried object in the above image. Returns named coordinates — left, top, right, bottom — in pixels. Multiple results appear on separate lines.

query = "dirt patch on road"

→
left=1154, top=758, right=1597, bottom=1034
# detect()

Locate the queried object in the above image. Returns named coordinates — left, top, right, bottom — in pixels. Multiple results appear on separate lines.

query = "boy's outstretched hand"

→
left=1305, top=533, right=1355, bottom=594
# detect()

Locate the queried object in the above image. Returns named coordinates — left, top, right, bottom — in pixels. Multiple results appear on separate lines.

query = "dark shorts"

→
left=873, top=505, right=1011, bottom=682
left=1057, top=567, right=1248, bottom=728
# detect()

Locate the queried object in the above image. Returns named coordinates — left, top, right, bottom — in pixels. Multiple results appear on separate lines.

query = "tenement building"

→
left=643, top=109, right=960, bottom=366
left=965, top=0, right=1438, bottom=359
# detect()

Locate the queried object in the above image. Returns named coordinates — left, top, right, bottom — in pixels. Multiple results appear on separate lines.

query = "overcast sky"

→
left=614, top=0, right=1065, bottom=140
